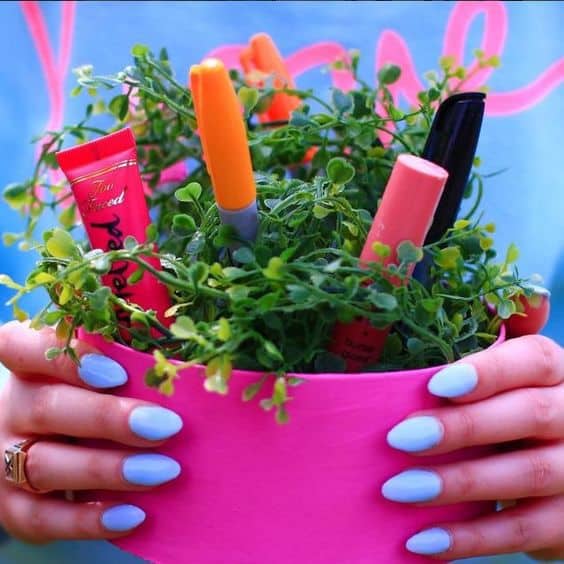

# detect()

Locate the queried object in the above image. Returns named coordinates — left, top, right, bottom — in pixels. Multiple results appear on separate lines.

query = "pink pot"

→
left=81, top=329, right=504, bottom=564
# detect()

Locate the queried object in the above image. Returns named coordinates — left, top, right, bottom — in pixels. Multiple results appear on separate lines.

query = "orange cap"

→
left=240, top=32, right=300, bottom=122
left=189, top=58, right=256, bottom=211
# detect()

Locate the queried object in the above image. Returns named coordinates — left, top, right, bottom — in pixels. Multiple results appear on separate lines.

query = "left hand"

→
left=382, top=334, right=564, bottom=561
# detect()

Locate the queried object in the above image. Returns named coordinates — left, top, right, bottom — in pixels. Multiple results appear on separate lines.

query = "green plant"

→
left=1, top=44, right=528, bottom=422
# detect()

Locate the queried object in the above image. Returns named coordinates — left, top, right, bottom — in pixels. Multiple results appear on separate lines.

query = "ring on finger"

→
left=4, top=438, right=48, bottom=494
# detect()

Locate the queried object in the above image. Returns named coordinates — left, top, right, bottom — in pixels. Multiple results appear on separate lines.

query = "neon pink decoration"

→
left=209, top=2, right=563, bottom=119
left=21, top=1, right=76, bottom=197
left=80, top=329, right=504, bottom=564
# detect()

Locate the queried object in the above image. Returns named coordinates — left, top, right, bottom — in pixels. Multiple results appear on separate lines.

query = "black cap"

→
left=422, top=92, right=486, bottom=244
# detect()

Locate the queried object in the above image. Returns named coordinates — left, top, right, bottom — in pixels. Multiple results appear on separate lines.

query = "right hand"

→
left=0, top=321, right=183, bottom=544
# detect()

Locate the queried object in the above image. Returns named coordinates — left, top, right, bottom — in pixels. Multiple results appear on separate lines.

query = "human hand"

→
left=382, top=333, right=564, bottom=561
left=0, top=321, right=183, bottom=544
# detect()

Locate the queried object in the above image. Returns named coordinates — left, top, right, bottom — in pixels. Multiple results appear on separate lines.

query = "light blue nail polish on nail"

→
left=406, top=528, right=451, bottom=555
left=382, top=469, right=442, bottom=503
left=78, top=354, right=128, bottom=389
left=129, top=406, right=183, bottom=441
left=101, top=505, right=146, bottom=532
left=387, top=416, right=443, bottom=453
left=123, top=454, right=181, bottom=486
left=428, top=363, right=478, bottom=398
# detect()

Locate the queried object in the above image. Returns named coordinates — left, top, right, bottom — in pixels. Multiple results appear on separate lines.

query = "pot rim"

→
left=81, top=324, right=506, bottom=383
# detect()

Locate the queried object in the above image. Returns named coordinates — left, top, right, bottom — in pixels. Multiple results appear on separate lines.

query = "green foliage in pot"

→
left=1, top=45, right=530, bottom=422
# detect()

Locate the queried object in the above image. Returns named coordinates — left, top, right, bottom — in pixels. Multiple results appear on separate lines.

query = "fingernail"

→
left=427, top=363, right=478, bottom=398
left=101, top=504, right=146, bottom=532
left=129, top=406, right=183, bottom=441
left=406, top=527, right=452, bottom=555
left=387, top=416, right=443, bottom=452
left=78, top=354, right=128, bottom=389
left=123, top=454, right=181, bottom=486
left=381, top=469, right=442, bottom=503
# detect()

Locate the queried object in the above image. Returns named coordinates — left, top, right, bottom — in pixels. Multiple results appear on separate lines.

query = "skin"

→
left=0, top=321, right=179, bottom=544
left=0, top=322, right=563, bottom=559
left=401, top=334, right=564, bottom=560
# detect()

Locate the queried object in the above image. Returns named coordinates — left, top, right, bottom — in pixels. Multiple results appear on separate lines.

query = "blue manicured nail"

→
left=78, top=354, right=128, bottom=389
left=101, top=504, right=146, bottom=532
left=406, top=527, right=452, bottom=555
left=387, top=416, right=443, bottom=452
left=382, top=469, right=442, bottom=503
left=123, top=454, right=181, bottom=486
left=428, top=363, right=478, bottom=398
left=129, top=406, right=183, bottom=441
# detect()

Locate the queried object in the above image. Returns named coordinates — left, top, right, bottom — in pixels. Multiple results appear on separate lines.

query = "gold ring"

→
left=3, top=438, right=42, bottom=492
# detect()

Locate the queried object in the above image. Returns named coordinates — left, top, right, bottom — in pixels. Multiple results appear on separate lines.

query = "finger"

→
left=382, top=443, right=564, bottom=506
left=387, top=384, right=564, bottom=455
left=427, top=334, right=564, bottom=402
left=8, top=382, right=183, bottom=446
left=19, top=441, right=181, bottom=492
left=403, top=495, right=564, bottom=559
left=0, top=321, right=127, bottom=389
left=1, top=489, right=146, bottom=543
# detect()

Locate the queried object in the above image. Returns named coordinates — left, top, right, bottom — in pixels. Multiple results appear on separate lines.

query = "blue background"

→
left=0, top=1, right=562, bottom=563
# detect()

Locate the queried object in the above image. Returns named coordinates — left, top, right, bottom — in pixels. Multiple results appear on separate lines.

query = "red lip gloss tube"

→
left=329, top=154, right=448, bottom=372
left=56, top=127, right=171, bottom=327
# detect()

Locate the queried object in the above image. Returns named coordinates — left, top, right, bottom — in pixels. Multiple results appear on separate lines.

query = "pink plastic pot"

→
left=81, top=328, right=505, bottom=564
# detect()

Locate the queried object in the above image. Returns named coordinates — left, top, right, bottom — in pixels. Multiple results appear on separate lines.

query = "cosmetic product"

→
left=413, top=92, right=485, bottom=283
left=506, top=285, right=551, bottom=337
left=56, top=127, right=171, bottom=326
left=240, top=32, right=300, bottom=123
left=190, top=58, right=258, bottom=242
left=329, top=154, right=448, bottom=372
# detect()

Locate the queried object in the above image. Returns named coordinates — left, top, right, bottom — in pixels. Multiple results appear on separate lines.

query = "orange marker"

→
left=190, top=58, right=258, bottom=241
left=240, top=32, right=300, bottom=122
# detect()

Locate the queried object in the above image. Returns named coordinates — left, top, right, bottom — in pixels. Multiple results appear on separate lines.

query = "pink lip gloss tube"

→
left=56, top=127, right=171, bottom=329
left=329, top=154, right=448, bottom=372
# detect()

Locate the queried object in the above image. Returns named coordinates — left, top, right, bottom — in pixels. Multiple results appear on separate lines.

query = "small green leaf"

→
left=326, top=157, right=355, bottom=185
left=175, top=182, right=202, bottom=202
left=123, top=236, right=138, bottom=250
left=378, top=64, right=401, bottom=85
left=3, top=183, right=28, bottom=209
left=238, top=86, right=259, bottom=115
left=108, top=94, right=129, bottom=121
left=272, top=376, right=287, bottom=405
left=397, top=241, right=423, bottom=264
left=59, top=205, right=76, bottom=229
left=170, top=316, right=197, bottom=339
left=289, top=110, right=311, bottom=127
left=45, top=229, right=77, bottom=259
left=0, top=274, right=23, bottom=290
left=217, top=317, right=231, bottom=342
left=453, top=219, right=471, bottom=230
left=242, top=378, right=266, bottom=402
left=131, top=44, right=149, bottom=57
left=172, top=213, right=197, bottom=236
left=263, top=257, right=284, bottom=280
left=332, top=89, right=352, bottom=113
left=498, top=299, right=516, bottom=319
left=370, top=293, right=398, bottom=311
left=312, top=204, right=331, bottom=219
left=372, top=242, right=391, bottom=259
left=435, top=246, right=461, bottom=269
left=407, top=338, right=425, bottom=355
left=231, top=247, right=255, bottom=264
left=505, top=243, right=519, bottom=265
left=45, top=347, right=63, bottom=361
